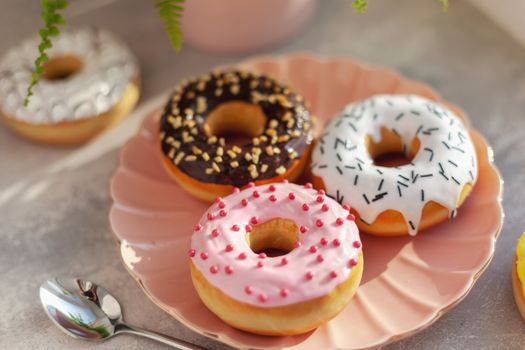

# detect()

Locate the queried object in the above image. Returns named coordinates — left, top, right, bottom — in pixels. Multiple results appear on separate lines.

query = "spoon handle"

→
left=116, top=323, right=205, bottom=350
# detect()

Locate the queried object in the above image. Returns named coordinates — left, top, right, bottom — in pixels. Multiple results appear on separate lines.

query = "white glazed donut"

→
left=189, top=181, right=363, bottom=335
left=311, top=94, right=478, bottom=236
left=0, top=27, right=140, bottom=144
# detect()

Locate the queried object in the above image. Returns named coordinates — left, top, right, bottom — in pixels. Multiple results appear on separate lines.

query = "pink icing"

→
left=190, top=182, right=362, bottom=308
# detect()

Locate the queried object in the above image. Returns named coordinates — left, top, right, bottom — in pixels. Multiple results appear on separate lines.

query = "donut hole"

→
left=41, top=55, right=84, bottom=81
left=205, top=101, right=267, bottom=147
left=247, top=218, right=299, bottom=257
left=366, top=127, right=421, bottom=167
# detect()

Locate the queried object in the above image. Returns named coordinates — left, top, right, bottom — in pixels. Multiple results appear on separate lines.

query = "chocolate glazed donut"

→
left=159, top=69, right=314, bottom=201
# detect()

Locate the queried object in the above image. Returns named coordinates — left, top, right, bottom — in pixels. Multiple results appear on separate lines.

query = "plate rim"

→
left=109, top=53, right=504, bottom=350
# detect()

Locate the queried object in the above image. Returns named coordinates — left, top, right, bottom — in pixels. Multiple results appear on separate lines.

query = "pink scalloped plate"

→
left=109, top=55, right=503, bottom=349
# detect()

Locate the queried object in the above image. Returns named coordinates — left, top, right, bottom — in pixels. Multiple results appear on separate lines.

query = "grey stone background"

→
left=1, top=0, right=524, bottom=349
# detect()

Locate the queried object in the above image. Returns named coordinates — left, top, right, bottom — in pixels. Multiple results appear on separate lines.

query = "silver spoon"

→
left=39, top=277, right=203, bottom=349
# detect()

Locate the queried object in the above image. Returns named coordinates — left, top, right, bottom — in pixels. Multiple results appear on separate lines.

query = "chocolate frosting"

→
left=159, top=69, right=314, bottom=187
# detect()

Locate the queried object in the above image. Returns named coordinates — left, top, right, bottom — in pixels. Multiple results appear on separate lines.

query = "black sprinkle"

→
left=348, top=122, right=357, bottom=132
left=376, top=169, right=384, bottom=175
left=438, top=162, right=445, bottom=173
left=357, top=163, right=363, bottom=171
left=372, top=192, right=388, bottom=202
left=408, top=221, right=416, bottom=230
left=398, top=174, right=410, bottom=181
left=335, top=119, right=342, bottom=127
left=373, top=113, right=378, bottom=120
left=416, top=125, right=423, bottom=135
left=345, top=165, right=356, bottom=170
left=395, top=112, right=405, bottom=121
left=354, top=174, right=359, bottom=186
left=377, top=179, right=384, bottom=191
left=392, top=128, right=400, bottom=137
left=360, top=217, right=371, bottom=225
left=335, top=189, right=344, bottom=204
left=469, top=170, right=474, bottom=181
left=311, top=162, right=317, bottom=168
left=451, top=146, right=466, bottom=153
left=397, top=185, right=402, bottom=197
left=450, top=209, right=457, bottom=218
left=411, top=110, right=420, bottom=116
left=424, top=147, right=434, bottom=162
left=421, top=189, right=425, bottom=202
left=319, top=138, right=325, bottom=145
left=439, top=172, right=449, bottom=180
left=336, top=166, right=343, bottom=175
left=386, top=100, right=393, bottom=106
left=355, top=157, right=365, bottom=164
left=334, top=138, right=346, bottom=150
left=412, top=174, right=419, bottom=183
left=441, top=141, right=451, bottom=149
left=448, top=160, right=458, bottom=167
left=318, top=164, right=328, bottom=169
left=397, top=181, right=408, bottom=188
left=448, top=131, right=452, bottom=141
left=420, top=173, right=433, bottom=178
left=320, top=146, right=325, bottom=154
left=362, top=194, right=370, bottom=204
left=451, top=176, right=461, bottom=185
left=336, top=153, right=342, bottom=162
left=471, top=155, right=475, bottom=167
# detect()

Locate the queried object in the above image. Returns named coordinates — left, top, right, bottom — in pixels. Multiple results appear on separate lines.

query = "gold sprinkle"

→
left=265, top=146, right=274, bottom=156
left=303, top=122, right=311, bottom=131
left=252, top=154, right=259, bottom=164
left=171, top=106, right=180, bottom=115
left=230, top=84, right=240, bottom=95
left=185, top=155, right=197, bottom=161
left=168, top=116, right=182, bottom=129
left=215, top=88, right=223, bottom=97
left=265, top=128, right=277, bottom=137
left=160, top=131, right=166, bottom=140
left=168, top=148, right=176, bottom=159
left=240, top=71, right=249, bottom=79
left=252, top=147, right=262, bottom=155
left=289, top=151, right=298, bottom=159
left=192, top=146, right=202, bottom=155
left=264, top=80, right=272, bottom=88
left=197, top=81, right=206, bottom=91
left=248, top=164, right=256, bottom=171
left=273, top=147, right=281, bottom=154
left=287, top=119, right=295, bottom=129
left=216, top=147, right=224, bottom=156
left=165, top=136, right=175, bottom=145
left=184, top=119, right=196, bottom=128
left=174, top=152, right=185, bottom=165
left=268, top=95, right=276, bottom=104
left=196, top=97, right=207, bottom=114
left=232, top=146, right=242, bottom=154
left=278, top=135, right=290, bottom=143
left=203, top=123, right=211, bottom=135
left=214, top=156, right=223, bottom=163
left=230, top=161, right=239, bottom=168
left=260, top=164, right=269, bottom=173
left=282, top=111, right=292, bottom=121
left=184, top=108, right=193, bottom=116
left=244, top=153, right=253, bottom=161
left=270, top=136, right=278, bottom=145
left=212, top=162, right=221, bottom=173
left=277, top=95, right=292, bottom=108
left=276, top=166, right=286, bottom=175
left=219, top=138, right=226, bottom=146
left=252, top=138, right=260, bottom=146
left=227, top=150, right=237, bottom=159
left=202, top=152, right=210, bottom=161
left=208, top=136, right=218, bottom=144
left=259, top=135, right=268, bottom=142
left=291, top=130, right=301, bottom=138
left=205, top=168, right=214, bottom=175
left=250, top=80, right=258, bottom=89
left=269, top=119, right=279, bottom=129
left=173, top=140, right=181, bottom=148
left=250, top=170, right=259, bottom=179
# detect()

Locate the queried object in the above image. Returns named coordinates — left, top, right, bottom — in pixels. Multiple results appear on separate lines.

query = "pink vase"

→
left=180, top=0, right=317, bottom=54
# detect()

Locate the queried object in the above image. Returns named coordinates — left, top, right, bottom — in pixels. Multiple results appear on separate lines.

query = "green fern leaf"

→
left=24, top=0, right=69, bottom=107
left=155, top=0, right=185, bottom=51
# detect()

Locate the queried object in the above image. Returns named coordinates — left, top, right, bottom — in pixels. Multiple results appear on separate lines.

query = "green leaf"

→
left=24, top=0, right=69, bottom=107
left=154, top=0, right=185, bottom=51
left=352, top=0, right=367, bottom=13
left=437, top=0, right=449, bottom=12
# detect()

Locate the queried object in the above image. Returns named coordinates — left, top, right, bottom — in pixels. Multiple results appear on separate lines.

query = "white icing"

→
left=311, top=94, right=478, bottom=235
left=0, top=27, right=139, bottom=124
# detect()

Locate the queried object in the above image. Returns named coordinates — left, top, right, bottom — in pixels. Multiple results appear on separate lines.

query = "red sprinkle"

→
left=244, top=285, right=253, bottom=294
left=188, top=249, right=196, bottom=257
left=200, top=252, right=208, bottom=260
left=219, top=209, right=227, bottom=217
left=348, top=258, right=358, bottom=267
left=281, top=257, right=288, bottom=265
left=269, top=184, right=276, bottom=192
left=304, top=182, right=313, bottom=189
left=333, top=238, right=341, bottom=247
left=300, top=225, right=309, bottom=234
left=253, top=190, right=260, bottom=198
left=342, top=203, right=351, bottom=211
left=250, top=216, right=258, bottom=225
left=194, top=224, right=202, bottom=232
left=317, top=254, right=324, bottom=262
left=247, top=182, right=255, bottom=188
left=305, top=271, right=314, bottom=280
left=302, top=203, right=310, bottom=211
left=210, top=265, right=219, bottom=274
left=218, top=201, right=226, bottom=209
left=207, top=212, right=214, bottom=221
left=294, top=241, right=302, bottom=248
left=309, top=245, right=318, bottom=253
left=317, top=189, right=326, bottom=195
left=241, top=198, right=249, bottom=207
left=280, top=288, right=289, bottom=297
left=232, top=187, right=240, bottom=193
left=258, top=253, right=267, bottom=259
left=353, top=241, right=362, bottom=248
left=238, top=252, right=247, bottom=260
left=269, top=194, right=277, bottom=202
left=257, top=261, right=264, bottom=268
left=231, top=224, right=240, bottom=231
left=316, top=219, right=324, bottom=227
left=245, top=224, right=252, bottom=232
left=316, top=196, right=324, bottom=203
left=225, top=244, right=234, bottom=252
left=322, top=204, right=329, bottom=212
left=225, top=265, right=234, bottom=274
left=214, top=197, right=223, bottom=203
left=288, top=192, right=296, bottom=200
left=320, top=237, right=328, bottom=245
left=347, top=213, right=356, bottom=221
left=336, top=217, right=344, bottom=225
left=258, top=293, right=268, bottom=302
left=211, top=229, right=221, bottom=237
left=330, top=270, right=338, bottom=278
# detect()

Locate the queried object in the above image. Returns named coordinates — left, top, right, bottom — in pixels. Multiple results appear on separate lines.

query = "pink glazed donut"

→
left=189, top=181, right=364, bottom=335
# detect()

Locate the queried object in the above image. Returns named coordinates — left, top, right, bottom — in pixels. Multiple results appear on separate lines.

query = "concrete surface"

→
left=1, top=0, right=524, bottom=349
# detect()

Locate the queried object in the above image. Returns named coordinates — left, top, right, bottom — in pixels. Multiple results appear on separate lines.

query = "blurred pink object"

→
left=181, top=0, right=317, bottom=54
